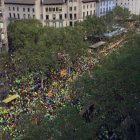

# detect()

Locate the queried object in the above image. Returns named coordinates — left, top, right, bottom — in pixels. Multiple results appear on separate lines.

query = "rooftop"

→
left=82, top=0, right=97, bottom=3
left=4, top=0, right=36, bottom=5
left=42, top=0, right=66, bottom=5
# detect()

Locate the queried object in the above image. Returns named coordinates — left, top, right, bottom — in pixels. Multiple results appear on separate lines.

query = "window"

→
left=74, top=13, right=77, bottom=19
left=28, top=8, right=30, bottom=12
left=87, top=5, right=88, bottom=9
left=46, top=15, right=49, bottom=20
left=17, top=7, right=19, bottom=11
left=74, top=6, right=76, bottom=11
left=9, top=7, right=11, bottom=11
left=13, top=13, right=16, bottom=18
left=46, top=8, right=48, bottom=12
left=32, top=8, right=34, bottom=12
left=59, top=7, right=62, bottom=11
left=70, top=21, right=73, bottom=26
left=17, top=13, right=20, bottom=19
left=69, top=7, right=72, bottom=11
left=23, top=8, right=25, bottom=12
left=33, top=15, right=35, bottom=19
left=56, top=7, right=58, bottom=11
left=59, top=14, right=62, bottom=20
left=65, top=13, right=67, bottom=19
left=69, top=0, right=72, bottom=2
left=52, top=14, right=56, bottom=20
left=49, top=7, right=52, bottom=12
left=83, top=5, right=85, bottom=9
left=100, top=8, right=102, bottom=14
left=90, top=4, right=92, bottom=8
left=13, top=7, right=15, bottom=11
left=69, top=14, right=72, bottom=19
left=87, top=11, right=88, bottom=16
left=9, top=13, right=12, bottom=18
left=53, top=8, right=55, bottom=11
left=0, top=12, right=3, bottom=17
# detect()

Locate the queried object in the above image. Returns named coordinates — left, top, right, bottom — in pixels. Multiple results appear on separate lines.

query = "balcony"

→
left=8, top=17, right=21, bottom=21
left=44, top=19, right=64, bottom=22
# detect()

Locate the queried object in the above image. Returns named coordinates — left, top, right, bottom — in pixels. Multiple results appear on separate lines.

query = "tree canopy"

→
left=20, top=32, right=140, bottom=140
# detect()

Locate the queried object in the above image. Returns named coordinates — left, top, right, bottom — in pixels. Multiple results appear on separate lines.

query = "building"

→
left=96, top=0, right=115, bottom=17
left=4, top=0, right=97, bottom=27
left=4, top=0, right=41, bottom=24
left=82, top=0, right=96, bottom=20
left=0, top=0, right=8, bottom=52
left=116, top=0, right=140, bottom=15
left=42, top=0, right=97, bottom=27
left=41, top=0, right=69, bottom=27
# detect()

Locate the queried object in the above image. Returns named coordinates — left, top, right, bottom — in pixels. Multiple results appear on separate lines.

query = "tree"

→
left=7, top=19, right=42, bottom=52
left=113, top=6, right=130, bottom=20
left=20, top=33, right=140, bottom=140
left=105, top=6, right=131, bottom=27
left=71, top=33, right=140, bottom=140
left=7, top=20, right=89, bottom=89
left=77, top=16, right=107, bottom=36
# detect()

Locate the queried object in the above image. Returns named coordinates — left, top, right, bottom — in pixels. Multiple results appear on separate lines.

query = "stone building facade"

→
left=4, top=0, right=97, bottom=27
left=0, top=0, right=8, bottom=52
left=116, top=0, right=140, bottom=15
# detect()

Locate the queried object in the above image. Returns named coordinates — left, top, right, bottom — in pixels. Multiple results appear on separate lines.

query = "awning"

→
left=2, top=95, right=19, bottom=103
left=89, top=41, right=106, bottom=49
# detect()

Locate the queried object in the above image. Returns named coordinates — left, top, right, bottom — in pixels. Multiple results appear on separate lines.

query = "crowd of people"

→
left=0, top=52, right=96, bottom=139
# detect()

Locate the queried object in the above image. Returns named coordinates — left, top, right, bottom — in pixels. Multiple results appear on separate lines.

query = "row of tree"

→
left=20, top=32, right=140, bottom=140
left=6, top=6, right=132, bottom=74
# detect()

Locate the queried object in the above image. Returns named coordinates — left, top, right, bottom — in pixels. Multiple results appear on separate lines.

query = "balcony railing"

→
left=44, top=19, right=64, bottom=22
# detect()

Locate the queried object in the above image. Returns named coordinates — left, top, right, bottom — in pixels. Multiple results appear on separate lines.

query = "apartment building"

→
left=4, top=0, right=41, bottom=24
left=96, top=0, right=115, bottom=17
left=42, top=0, right=68, bottom=27
left=0, top=0, right=8, bottom=52
left=116, top=0, right=140, bottom=15
left=82, top=0, right=96, bottom=20
left=42, top=0, right=97, bottom=27
left=4, top=0, right=97, bottom=27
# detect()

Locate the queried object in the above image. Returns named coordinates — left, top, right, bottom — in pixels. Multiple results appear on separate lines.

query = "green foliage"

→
left=6, top=17, right=140, bottom=140
left=20, top=34, right=140, bottom=140
left=105, top=6, right=131, bottom=26
left=8, top=19, right=42, bottom=51
left=72, top=34, right=140, bottom=139
left=8, top=20, right=89, bottom=73
left=76, top=16, right=107, bottom=35
left=113, top=6, right=130, bottom=20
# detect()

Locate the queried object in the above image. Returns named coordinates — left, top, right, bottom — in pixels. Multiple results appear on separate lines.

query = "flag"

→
left=48, top=90, right=53, bottom=98
left=60, top=69, right=67, bottom=77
